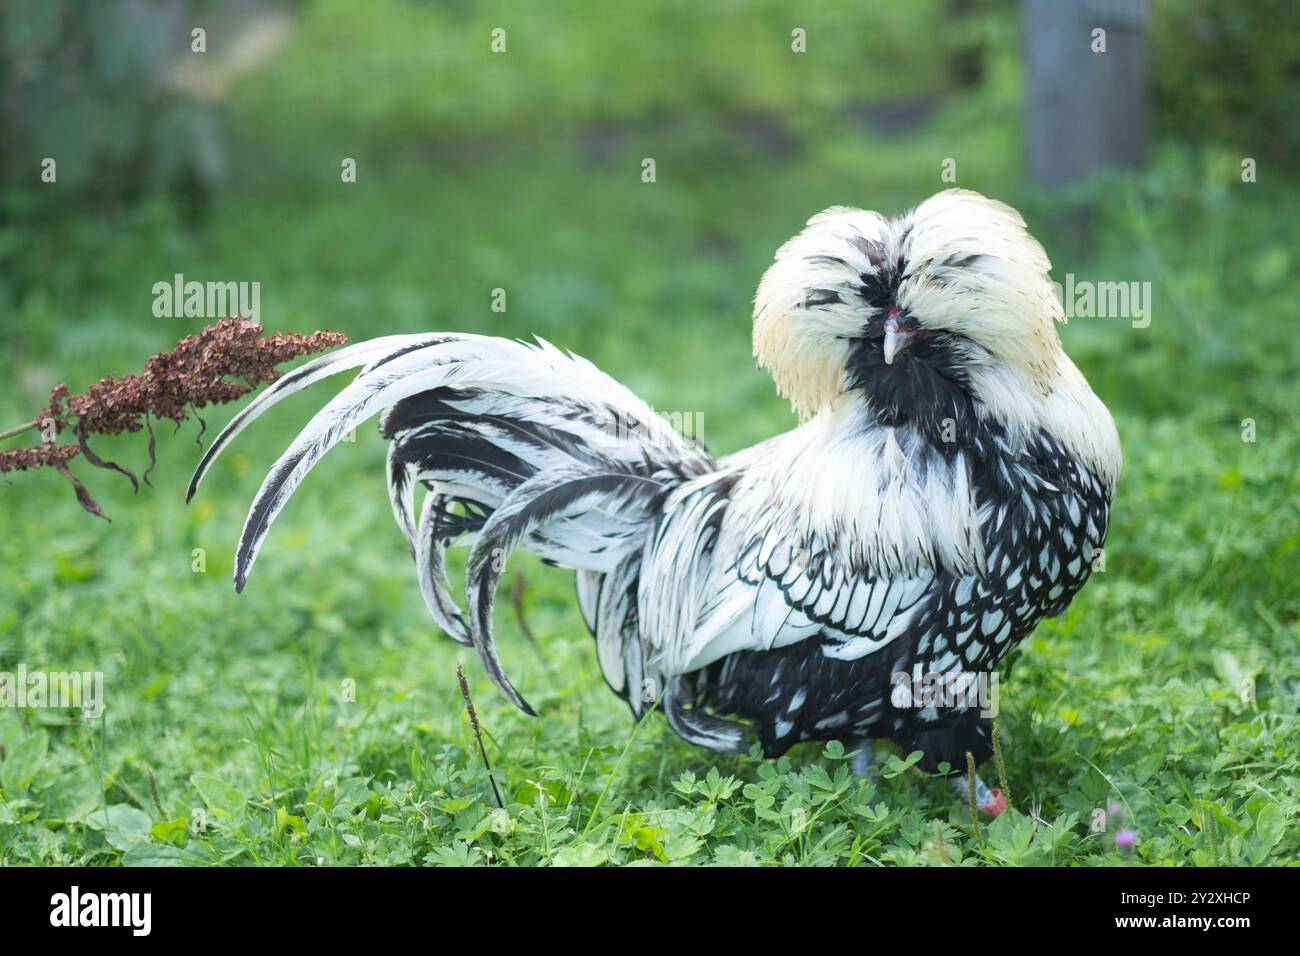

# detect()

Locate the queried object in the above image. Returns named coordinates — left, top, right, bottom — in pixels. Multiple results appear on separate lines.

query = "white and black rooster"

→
left=190, top=189, right=1120, bottom=815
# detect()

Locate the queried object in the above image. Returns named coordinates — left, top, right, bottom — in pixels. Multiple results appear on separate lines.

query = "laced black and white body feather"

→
left=191, top=189, right=1121, bottom=777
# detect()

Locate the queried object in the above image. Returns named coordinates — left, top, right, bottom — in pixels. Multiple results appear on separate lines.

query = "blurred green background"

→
left=0, top=0, right=1297, bottom=866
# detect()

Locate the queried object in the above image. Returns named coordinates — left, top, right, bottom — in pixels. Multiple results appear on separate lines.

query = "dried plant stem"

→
left=53, top=460, right=106, bottom=521
left=457, top=663, right=505, bottom=809
left=966, top=750, right=985, bottom=844
left=992, top=720, right=1012, bottom=806
left=511, top=569, right=536, bottom=643
left=0, top=319, right=346, bottom=518
left=0, top=419, right=38, bottom=442
left=146, top=767, right=165, bottom=819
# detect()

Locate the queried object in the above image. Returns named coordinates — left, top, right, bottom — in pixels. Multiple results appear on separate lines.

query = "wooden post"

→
left=1021, top=0, right=1149, bottom=187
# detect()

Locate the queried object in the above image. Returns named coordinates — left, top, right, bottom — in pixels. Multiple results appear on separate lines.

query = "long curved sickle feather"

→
left=186, top=334, right=454, bottom=503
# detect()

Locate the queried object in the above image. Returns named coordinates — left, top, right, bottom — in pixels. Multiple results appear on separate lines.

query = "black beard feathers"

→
left=846, top=331, right=977, bottom=450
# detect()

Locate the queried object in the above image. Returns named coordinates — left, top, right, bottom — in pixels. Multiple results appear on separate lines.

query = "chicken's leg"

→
left=950, top=773, right=1007, bottom=816
left=848, top=738, right=876, bottom=782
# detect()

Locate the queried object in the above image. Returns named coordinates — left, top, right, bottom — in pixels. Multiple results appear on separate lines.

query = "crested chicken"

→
left=189, top=189, right=1120, bottom=815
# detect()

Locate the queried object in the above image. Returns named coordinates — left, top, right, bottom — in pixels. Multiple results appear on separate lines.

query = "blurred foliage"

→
left=1151, top=0, right=1300, bottom=161
left=232, top=0, right=950, bottom=141
left=0, top=0, right=225, bottom=214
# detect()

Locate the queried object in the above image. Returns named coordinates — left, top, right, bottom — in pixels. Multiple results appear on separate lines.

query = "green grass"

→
left=1, top=3, right=1298, bottom=866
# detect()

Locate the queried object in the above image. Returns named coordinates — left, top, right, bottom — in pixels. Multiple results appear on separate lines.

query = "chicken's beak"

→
left=882, top=314, right=913, bottom=365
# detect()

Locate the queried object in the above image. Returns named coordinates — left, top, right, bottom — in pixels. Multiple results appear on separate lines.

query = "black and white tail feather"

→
left=188, top=333, right=737, bottom=738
